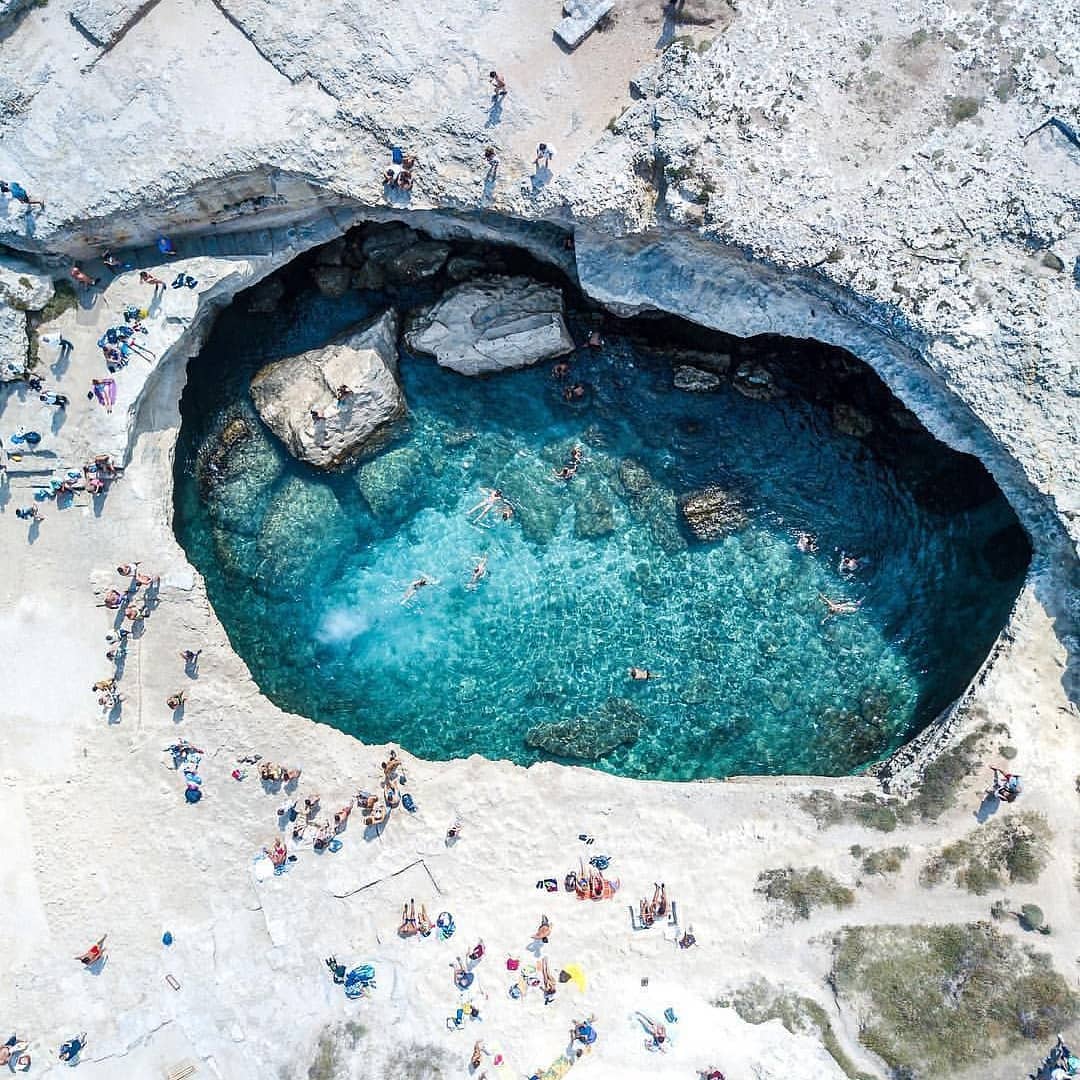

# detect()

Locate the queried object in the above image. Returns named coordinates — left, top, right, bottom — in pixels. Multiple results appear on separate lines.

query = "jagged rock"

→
left=406, top=276, right=574, bottom=375
left=310, top=265, right=351, bottom=298
left=356, top=445, right=423, bottom=524
left=0, top=255, right=52, bottom=377
left=674, top=365, right=721, bottom=392
left=361, top=223, right=420, bottom=263
left=314, top=236, right=348, bottom=266
left=445, top=255, right=489, bottom=282
left=0, top=257, right=53, bottom=310
left=554, top=0, right=614, bottom=50
left=69, top=0, right=151, bottom=48
left=256, top=476, right=350, bottom=591
left=573, top=489, right=616, bottom=538
left=832, top=402, right=874, bottom=438
left=383, top=240, right=450, bottom=284
left=525, top=697, right=645, bottom=760
left=246, top=275, right=285, bottom=313
left=250, top=310, right=404, bottom=469
left=351, top=263, right=386, bottom=291
left=732, top=362, right=780, bottom=400
left=0, top=0, right=34, bottom=30
left=671, top=0, right=736, bottom=26
left=679, top=484, right=747, bottom=540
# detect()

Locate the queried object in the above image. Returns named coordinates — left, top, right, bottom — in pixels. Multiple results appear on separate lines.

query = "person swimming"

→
left=629, top=667, right=659, bottom=681
left=401, top=576, right=433, bottom=604
left=819, top=593, right=860, bottom=617
left=467, top=555, right=488, bottom=589
left=466, top=488, right=504, bottom=522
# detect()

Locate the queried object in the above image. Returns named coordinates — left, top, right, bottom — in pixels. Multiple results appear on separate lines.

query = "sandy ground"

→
left=0, top=242, right=1076, bottom=1080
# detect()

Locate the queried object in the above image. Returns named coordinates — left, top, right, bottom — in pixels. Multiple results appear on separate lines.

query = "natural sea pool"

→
left=173, top=276, right=1027, bottom=780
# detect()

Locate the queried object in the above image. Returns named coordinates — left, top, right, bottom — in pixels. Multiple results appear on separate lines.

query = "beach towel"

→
left=93, top=379, right=117, bottom=408
left=345, top=964, right=376, bottom=998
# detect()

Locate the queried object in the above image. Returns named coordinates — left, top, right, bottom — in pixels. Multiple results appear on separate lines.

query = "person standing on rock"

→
left=534, top=143, right=555, bottom=174
left=489, top=70, right=507, bottom=97
left=484, top=147, right=500, bottom=180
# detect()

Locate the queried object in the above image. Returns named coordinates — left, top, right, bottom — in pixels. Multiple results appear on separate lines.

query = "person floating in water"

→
left=401, top=576, right=434, bottom=604
left=839, top=552, right=860, bottom=573
left=819, top=593, right=861, bottom=617
left=629, top=667, right=659, bottom=681
left=467, top=554, right=488, bottom=590
left=553, top=445, right=583, bottom=480
left=796, top=531, right=817, bottom=553
left=466, top=487, right=505, bottom=522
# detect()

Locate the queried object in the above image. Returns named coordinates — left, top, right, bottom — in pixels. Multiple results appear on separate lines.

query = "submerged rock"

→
left=573, top=488, right=617, bottom=538
left=732, top=361, right=781, bottom=400
left=250, top=311, right=404, bottom=469
left=199, top=412, right=285, bottom=536
left=673, top=364, right=722, bottom=392
left=256, top=476, right=350, bottom=593
left=679, top=484, right=748, bottom=540
left=618, top=457, right=653, bottom=497
left=832, top=402, right=874, bottom=438
left=525, top=697, right=645, bottom=760
left=356, top=445, right=423, bottom=523
left=405, top=275, right=574, bottom=376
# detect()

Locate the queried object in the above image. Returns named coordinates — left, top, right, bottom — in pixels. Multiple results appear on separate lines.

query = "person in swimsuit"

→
left=466, top=488, right=504, bottom=522
left=539, top=957, right=557, bottom=1003
left=532, top=914, right=551, bottom=943
left=401, top=576, right=432, bottom=604
left=629, top=667, right=659, bottom=681
left=819, top=593, right=860, bottom=617
left=76, top=935, right=107, bottom=966
left=468, top=555, right=488, bottom=589
left=333, top=803, right=353, bottom=831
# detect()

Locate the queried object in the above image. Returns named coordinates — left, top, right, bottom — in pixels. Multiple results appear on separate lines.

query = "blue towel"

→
left=391, top=147, right=403, bottom=164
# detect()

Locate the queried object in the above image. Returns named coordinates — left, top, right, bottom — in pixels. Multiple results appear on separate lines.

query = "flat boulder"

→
left=405, top=276, right=574, bottom=376
left=673, top=365, right=721, bottom=392
left=679, top=484, right=747, bottom=540
left=250, top=310, right=405, bottom=469
left=732, top=361, right=781, bottom=400
left=525, top=698, right=645, bottom=760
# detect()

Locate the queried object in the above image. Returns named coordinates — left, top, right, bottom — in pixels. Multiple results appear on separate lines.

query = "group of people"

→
left=383, top=151, right=418, bottom=193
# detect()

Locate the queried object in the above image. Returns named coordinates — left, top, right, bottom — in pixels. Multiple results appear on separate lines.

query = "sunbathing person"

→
left=571, top=1016, right=597, bottom=1046
left=399, top=900, right=419, bottom=937
left=639, top=898, right=655, bottom=928
left=382, top=780, right=400, bottom=809
left=539, top=956, right=557, bottom=1003
left=265, top=839, right=288, bottom=867
left=333, top=803, right=353, bottom=831
left=651, top=882, right=668, bottom=918
left=291, top=818, right=308, bottom=841
left=452, top=957, right=475, bottom=990
left=103, top=589, right=124, bottom=609
left=470, top=1040, right=484, bottom=1070
left=302, top=793, right=321, bottom=816
left=312, top=822, right=334, bottom=851
left=356, top=791, right=379, bottom=811
left=638, top=1014, right=667, bottom=1050
left=417, top=903, right=432, bottom=936
left=364, top=803, right=387, bottom=828
left=532, top=914, right=552, bottom=943
left=76, top=935, right=107, bottom=966
left=381, top=750, right=401, bottom=780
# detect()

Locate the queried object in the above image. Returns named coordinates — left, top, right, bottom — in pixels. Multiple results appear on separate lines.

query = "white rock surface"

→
left=68, top=0, right=154, bottom=47
left=250, top=310, right=404, bottom=468
left=673, top=364, right=721, bottom=392
left=406, top=275, right=574, bottom=375
left=0, top=256, right=52, bottom=381
left=555, top=0, right=614, bottom=50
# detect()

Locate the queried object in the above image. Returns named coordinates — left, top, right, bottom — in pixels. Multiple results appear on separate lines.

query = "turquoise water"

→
left=173, top=279, right=1026, bottom=780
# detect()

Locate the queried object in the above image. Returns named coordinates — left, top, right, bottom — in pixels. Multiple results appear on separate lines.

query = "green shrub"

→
left=756, top=866, right=855, bottom=920
left=831, top=922, right=1079, bottom=1076
left=921, top=814, right=1050, bottom=894
left=855, top=845, right=909, bottom=876
left=1019, top=904, right=1045, bottom=931
left=797, top=790, right=843, bottom=829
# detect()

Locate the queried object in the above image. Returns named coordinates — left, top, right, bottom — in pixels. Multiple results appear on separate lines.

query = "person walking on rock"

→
left=534, top=143, right=554, bottom=174
left=484, top=147, right=500, bottom=180
left=1, top=180, right=45, bottom=210
left=489, top=70, right=507, bottom=96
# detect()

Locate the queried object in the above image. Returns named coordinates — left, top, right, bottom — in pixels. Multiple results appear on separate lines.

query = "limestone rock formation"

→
left=250, top=311, right=404, bottom=469
left=674, top=365, right=721, bottom=392
left=246, top=275, right=285, bottom=313
left=554, top=0, right=614, bottom=50
left=525, top=697, right=645, bottom=760
left=679, top=485, right=748, bottom=541
left=405, top=276, right=574, bottom=376
left=0, top=258, right=53, bottom=380
left=310, top=265, right=351, bottom=298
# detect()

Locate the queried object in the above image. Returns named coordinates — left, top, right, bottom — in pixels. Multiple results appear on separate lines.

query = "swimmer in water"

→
left=466, top=487, right=504, bottom=522
left=629, top=667, right=659, bottom=681
left=839, top=552, right=860, bottom=573
left=819, top=593, right=861, bottom=618
left=552, top=361, right=571, bottom=380
left=796, top=531, right=817, bottom=553
left=467, top=554, right=488, bottom=589
left=401, top=576, right=433, bottom=604
left=563, top=383, right=586, bottom=402
left=554, top=464, right=577, bottom=480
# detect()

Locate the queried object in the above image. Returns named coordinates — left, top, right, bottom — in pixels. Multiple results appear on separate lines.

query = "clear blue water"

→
left=173, top=278, right=1026, bottom=780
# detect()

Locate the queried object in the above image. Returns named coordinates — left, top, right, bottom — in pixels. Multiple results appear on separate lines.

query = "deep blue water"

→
left=173, top=284, right=1026, bottom=780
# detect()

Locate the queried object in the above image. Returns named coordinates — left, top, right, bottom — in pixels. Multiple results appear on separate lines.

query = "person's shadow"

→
left=975, top=791, right=1001, bottom=823
left=485, top=96, right=504, bottom=127
left=657, top=1, right=679, bottom=48
left=531, top=166, right=552, bottom=192
left=51, top=348, right=72, bottom=379
left=27, top=518, right=40, bottom=544
left=51, top=408, right=66, bottom=435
